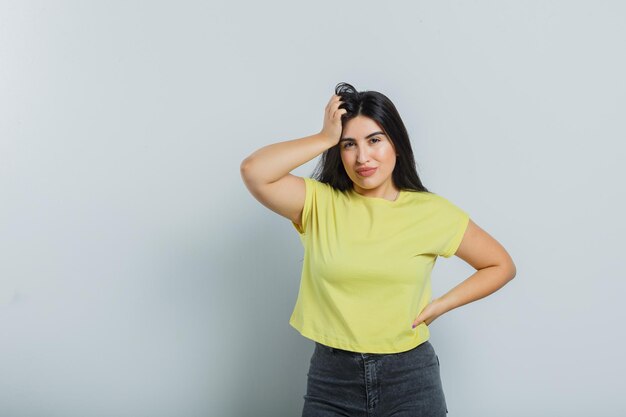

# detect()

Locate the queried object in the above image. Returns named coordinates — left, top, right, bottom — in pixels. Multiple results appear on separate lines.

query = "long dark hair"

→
left=311, top=82, right=430, bottom=193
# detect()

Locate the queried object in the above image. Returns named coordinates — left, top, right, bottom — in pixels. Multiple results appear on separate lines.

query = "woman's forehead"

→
left=342, top=116, right=383, bottom=138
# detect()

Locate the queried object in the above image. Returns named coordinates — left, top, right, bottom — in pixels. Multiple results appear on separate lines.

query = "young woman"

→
left=240, top=82, right=516, bottom=416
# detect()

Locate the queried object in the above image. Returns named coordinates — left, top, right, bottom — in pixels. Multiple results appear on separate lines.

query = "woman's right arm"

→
left=240, top=94, right=346, bottom=228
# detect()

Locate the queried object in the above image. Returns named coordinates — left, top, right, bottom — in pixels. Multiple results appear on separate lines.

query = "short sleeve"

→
left=432, top=195, right=470, bottom=258
left=291, top=177, right=317, bottom=235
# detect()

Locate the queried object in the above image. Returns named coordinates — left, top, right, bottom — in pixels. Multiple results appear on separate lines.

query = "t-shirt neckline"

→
left=349, top=188, right=404, bottom=205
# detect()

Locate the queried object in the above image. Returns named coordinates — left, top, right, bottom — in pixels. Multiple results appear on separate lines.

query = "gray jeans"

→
left=302, top=340, right=448, bottom=417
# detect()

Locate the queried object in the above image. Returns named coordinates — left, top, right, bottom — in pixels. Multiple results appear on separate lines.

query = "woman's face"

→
left=339, top=115, right=398, bottom=197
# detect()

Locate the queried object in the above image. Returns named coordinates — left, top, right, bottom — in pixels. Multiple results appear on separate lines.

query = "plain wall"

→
left=1, top=1, right=624, bottom=416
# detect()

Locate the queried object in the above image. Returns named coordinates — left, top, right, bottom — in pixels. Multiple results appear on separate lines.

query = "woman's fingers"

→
left=326, top=95, right=344, bottom=120
left=333, top=107, right=347, bottom=121
left=326, top=94, right=341, bottom=109
left=326, top=96, right=342, bottom=118
left=320, top=94, right=346, bottom=144
left=412, top=299, right=446, bottom=328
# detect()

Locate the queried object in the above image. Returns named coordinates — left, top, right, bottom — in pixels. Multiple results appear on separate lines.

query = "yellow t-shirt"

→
left=290, top=177, right=470, bottom=354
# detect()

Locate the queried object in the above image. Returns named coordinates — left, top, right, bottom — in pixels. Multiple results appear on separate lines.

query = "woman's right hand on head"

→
left=320, top=94, right=347, bottom=145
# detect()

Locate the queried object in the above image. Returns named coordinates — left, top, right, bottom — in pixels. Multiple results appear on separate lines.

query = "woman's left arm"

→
left=412, top=219, right=516, bottom=328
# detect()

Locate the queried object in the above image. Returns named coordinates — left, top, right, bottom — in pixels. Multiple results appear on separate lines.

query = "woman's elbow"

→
left=502, top=259, right=517, bottom=281
left=240, top=157, right=259, bottom=183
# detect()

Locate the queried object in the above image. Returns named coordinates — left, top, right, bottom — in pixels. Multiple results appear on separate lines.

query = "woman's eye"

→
left=343, top=142, right=354, bottom=148
left=370, top=138, right=380, bottom=143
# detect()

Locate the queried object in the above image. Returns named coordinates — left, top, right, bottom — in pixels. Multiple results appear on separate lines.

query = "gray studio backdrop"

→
left=1, top=1, right=624, bottom=416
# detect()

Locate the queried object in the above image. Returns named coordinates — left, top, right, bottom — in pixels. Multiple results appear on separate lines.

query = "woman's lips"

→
left=356, top=167, right=377, bottom=177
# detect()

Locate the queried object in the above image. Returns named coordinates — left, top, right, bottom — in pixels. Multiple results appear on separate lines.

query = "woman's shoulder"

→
left=402, top=190, right=465, bottom=213
left=403, top=189, right=439, bottom=202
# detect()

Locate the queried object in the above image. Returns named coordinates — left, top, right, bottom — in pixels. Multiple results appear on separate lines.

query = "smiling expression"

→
left=339, top=115, right=399, bottom=199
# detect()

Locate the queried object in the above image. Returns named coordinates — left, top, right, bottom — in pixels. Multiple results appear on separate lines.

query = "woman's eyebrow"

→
left=340, top=131, right=386, bottom=142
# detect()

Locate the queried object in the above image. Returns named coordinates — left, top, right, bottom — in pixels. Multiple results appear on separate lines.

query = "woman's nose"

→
left=356, top=147, right=369, bottom=163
